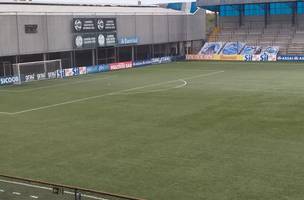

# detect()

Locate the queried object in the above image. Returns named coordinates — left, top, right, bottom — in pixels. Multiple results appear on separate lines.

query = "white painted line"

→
left=0, top=179, right=109, bottom=200
left=0, top=189, right=4, bottom=192
left=0, top=71, right=224, bottom=115
left=175, top=80, right=188, bottom=88
left=0, top=111, right=12, bottom=115
left=0, top=179, right=51, bottom=191
left=30, top=195, right=39, bottom=199
left=120, top=79, right=188, bottom=95
left=12, top=192, right=21, bottom=195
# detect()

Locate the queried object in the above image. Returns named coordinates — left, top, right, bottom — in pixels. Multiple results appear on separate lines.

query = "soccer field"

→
left=1, top=61, right=304, bottom=200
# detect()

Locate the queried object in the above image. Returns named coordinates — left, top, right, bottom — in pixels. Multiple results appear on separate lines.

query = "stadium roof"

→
left=197, top=0, right=297, bottom=7
left=0, top=3, right=188, bottom=15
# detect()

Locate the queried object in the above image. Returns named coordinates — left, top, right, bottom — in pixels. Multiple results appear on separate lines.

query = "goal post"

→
left=12, top=59, right=63, bottom=84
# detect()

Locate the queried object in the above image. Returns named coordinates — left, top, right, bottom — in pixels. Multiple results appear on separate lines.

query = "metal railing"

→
left=0, top=174, right=145, bottom=200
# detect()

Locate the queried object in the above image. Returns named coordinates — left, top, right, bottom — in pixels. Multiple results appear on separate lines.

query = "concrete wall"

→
left=0, top=12, right=206, bottom=57
left=135, top=15, right=153, bottom=44
left=0, top=16, right=18, bottom=57
left=47, top=15, right=73, bottom=52
left=117, top=15, right=136, bottom=40
left=297, top=14, right=304, bottom=27
left=186, top=9, right=206, bottom=40
left=17, top=15, right=48, bottom=54
left=153, top=15, right=169, bottom=44
left=168, top=15, right=186, bottom=42
left=219, top=16, right=239, bottom=28
left=268, top=14, right=293, bottom=24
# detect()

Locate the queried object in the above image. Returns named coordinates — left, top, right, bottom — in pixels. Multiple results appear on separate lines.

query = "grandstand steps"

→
left=207, top=27, right=220, bottom=42
left=212, top=22, right=304, bottom=55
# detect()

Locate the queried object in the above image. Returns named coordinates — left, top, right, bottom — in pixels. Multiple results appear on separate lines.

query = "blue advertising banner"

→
left=56, top=69, right=65, bottom=78
left=134, top=56, right=185, bottom=67
left=0, top=76, right=19, bottom=85
left=86, top=64, right=110, bottom=74
left=133, top=59, right=153, bottom=67
left=171, top=55, right=186, bottom=61
left=152, top=56, right=172, bottom=64
left=72, top=67, right=80, bottom=76
left=118, top=37, right=139, bottom=45
left=86, top=66, right=99, bottom=74
left=277, top=55, right=304, bottom=61
left=98, top=64, right=110, bottom=72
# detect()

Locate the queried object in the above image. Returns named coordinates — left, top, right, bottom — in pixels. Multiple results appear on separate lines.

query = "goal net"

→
left=12, top=59, right=62, bottom=84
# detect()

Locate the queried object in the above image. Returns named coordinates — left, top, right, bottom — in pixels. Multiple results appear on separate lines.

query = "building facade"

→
left=0, top=3, right=206, bottom=76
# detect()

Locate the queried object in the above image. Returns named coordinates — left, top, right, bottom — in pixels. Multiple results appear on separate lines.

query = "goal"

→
left=12, top=59, right=62, bottom=84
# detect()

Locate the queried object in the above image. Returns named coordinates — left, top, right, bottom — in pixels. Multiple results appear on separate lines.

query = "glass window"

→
left=244, top=4, right=265, bottom=16
left=298, top=1, right=304, bottom=14
left=270, top=2, right=293, bottom=15
left=220, top=5, right=240, bottom=16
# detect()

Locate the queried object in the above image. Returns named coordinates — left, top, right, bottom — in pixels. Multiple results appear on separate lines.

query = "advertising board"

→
left=86, top=66, right=99, bottom=74
left=118, top=37, right=139, bottom=45
left=151, top=57, right=172, bottom=64
left=213, top=54, right=244, bottom=61
left=64, top=68, right=74, bottom=77
left=109, top=61, right=132, bottom=71
left=0, top=76, right=19, bottom=85
left=186, top=54, right=274, bottom=62
left=73, top=18, right=117, bottom=33
left=73, top=18, right=117, bottom=49
left=105, top=32, right=117, bottom=46
left=86, top=64, right=110, bottom=74
left=98, top=64, right=110, bottom=72
left=79, top=67, right=87, bottom=75
left=186, top=54, right=214, bottom=60
left=133, top=59, right=153, bottom=67
left=133, top=56, right=185, bottom=67
left=277, top=55, right=304, bottom=61
left=74, top=34, right=97, bottom=49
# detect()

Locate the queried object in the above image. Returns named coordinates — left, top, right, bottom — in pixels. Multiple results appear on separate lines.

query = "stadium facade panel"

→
left=0, top=3, right=205, bottom=76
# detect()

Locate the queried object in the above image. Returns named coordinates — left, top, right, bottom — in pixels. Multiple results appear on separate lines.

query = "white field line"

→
left=0, top=75, right=115, bottom=93
left=12, top=191, right=21, bottom=195
left=119, top=79, right=187, bottom=95
left=0, top=179, right=109, bottom=200
left=0, top=70, right=219, bottom=94
left=0, top=111, right=12, bottom=115
left=0, top=71, right=224, bottom=115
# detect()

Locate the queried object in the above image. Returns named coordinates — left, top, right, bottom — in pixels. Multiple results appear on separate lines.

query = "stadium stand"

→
left=198, top=0, right=304, bottom=56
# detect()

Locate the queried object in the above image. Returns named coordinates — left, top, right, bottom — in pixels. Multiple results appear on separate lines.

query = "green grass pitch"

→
left=1, top=61, right=304, bottom=200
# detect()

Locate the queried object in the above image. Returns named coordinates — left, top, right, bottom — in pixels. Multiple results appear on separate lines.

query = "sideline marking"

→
left=0, top=71, right=224, bottom=115
left=0, top=76, right=115, bottom=93
left=0, top=179, right=109, bottom=200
